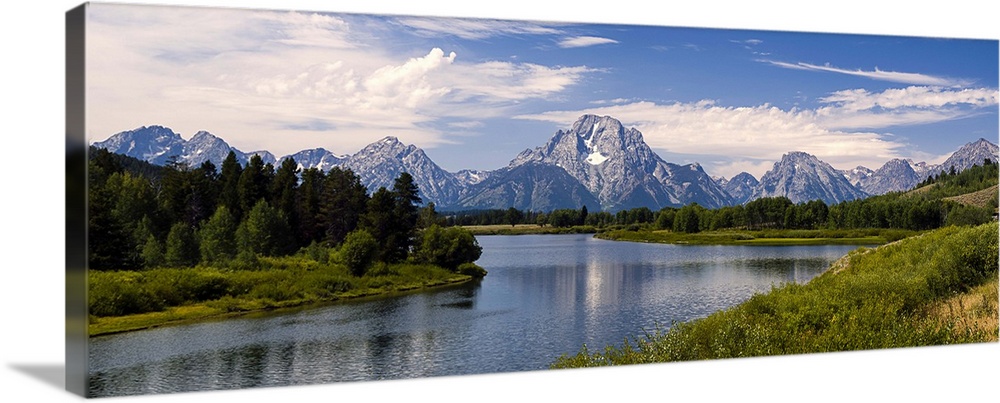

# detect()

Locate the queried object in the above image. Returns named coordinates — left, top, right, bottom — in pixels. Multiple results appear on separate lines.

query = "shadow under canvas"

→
left=9, top=364, right=65, bottom=391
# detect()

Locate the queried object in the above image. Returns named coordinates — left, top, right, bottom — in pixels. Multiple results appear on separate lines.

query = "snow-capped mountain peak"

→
left=751, top=151, right=867, bottom=204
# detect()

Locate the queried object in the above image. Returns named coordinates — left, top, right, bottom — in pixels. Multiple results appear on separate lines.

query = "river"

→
left=88, top=234, right=858, bottom=397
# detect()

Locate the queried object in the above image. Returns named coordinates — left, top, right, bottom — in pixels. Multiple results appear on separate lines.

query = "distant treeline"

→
left=88, top=147, right=480, bottom=276
left=445, top=159, right=998, bottom=233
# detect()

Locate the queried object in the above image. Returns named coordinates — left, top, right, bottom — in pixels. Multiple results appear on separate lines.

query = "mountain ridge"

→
left=91, top=120, right=998, bottom=211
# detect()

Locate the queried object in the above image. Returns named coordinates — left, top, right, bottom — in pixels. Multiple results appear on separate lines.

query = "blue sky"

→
left=86, top=3, right=998, bottom=179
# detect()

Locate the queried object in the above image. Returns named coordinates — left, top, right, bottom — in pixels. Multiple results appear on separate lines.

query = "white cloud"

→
left=448, top=62, right=599, bottom=102
left=515, top=86, right=998, bottom=179
left=814, top=86, right=998, bottom=129
left=762, top=60, right=972, bottom=87
left=731, top=39, right=763, bottom=47
left=558, top=36, right=619, bottom=48
left=590, top=98, right=637, bottom=105
left=394, top=16, right=561, bottom=40
left=447, top=121, right=485, bottom=129
left=85, top=4, right=595, bottom=157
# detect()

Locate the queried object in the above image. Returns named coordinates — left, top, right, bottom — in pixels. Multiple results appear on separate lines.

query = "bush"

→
left=338, top=229, right=378, bottom=276
left=457, top=262, right=488, bottom=278
left=415, top=225, right=483, bottom=271
left=89, top=272, right=164, bottom=316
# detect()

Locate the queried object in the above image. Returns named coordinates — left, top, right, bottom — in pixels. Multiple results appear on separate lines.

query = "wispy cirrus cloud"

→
left=557, top=36, right=619, bottom=48
left=815, top=86, right=999, bottom=129
left=516, top=86, right=998, bottom=178
left=761, top=60, right=972, bottom=87
left=393, top=16, right=561, bottom=40
left=731, top=39, right=763, bottom=47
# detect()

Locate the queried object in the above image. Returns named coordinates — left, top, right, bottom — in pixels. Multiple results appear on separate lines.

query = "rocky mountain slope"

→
left=509, top=115, right=733, bottom=210
left=751, top=151, right=869, bottom=204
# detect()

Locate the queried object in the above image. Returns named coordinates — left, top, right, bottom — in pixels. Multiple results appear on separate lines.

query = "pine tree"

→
left=295, top=167, right=326, bottom=246
left=320, top=167, right=369, bottom=246
left=360, top=187, right=397, bottom=262
left=218, top=151, right=243, bottom=218
left=389, top=172, right=422, bottom=260
left=199, top=205, right=238, bottom=264
left=238, top=154, right=271, bottom=218
left=270, top=157, right=300, bottom=246
left=164, top=222, right=199, bottom=267
left=188, top=161, right=219, bottom=226
left=158, top=160, right=193, bottom=225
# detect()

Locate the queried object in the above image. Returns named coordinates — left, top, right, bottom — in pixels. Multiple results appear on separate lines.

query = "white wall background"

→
left=2, top=1, right=997, bottom=402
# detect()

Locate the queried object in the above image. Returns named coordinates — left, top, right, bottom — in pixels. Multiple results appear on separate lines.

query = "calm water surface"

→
left=88, top=234, right=858, bottom=397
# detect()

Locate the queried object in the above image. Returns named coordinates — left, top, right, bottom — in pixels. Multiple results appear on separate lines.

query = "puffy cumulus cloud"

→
left=762, top=60, right=972, bottom=87
left=151, top=47, right=594, bottom=154
left=394, top=16, right=561, bottom=40
left=363, top=48, right=457, bottom=109
left=516, top=85, right=998, bottom=179
left=557, top=36, right=619, bottom=48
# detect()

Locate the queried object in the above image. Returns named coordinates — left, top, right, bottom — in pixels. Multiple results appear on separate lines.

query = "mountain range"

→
left=92, top=116, right=998, bottom=211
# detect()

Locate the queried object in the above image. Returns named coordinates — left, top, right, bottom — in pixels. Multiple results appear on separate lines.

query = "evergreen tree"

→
left=159, top=160, right=193, bottom=225
left=392, top=172, right=422, bottom=245
left=236, top=200, right=293, bottom=257
left=320, top=167, right=369, bottom=246
left=188, top=161, right=219, bottom=226
left=88, top=172, right=133, bottom=270
left=199, top=205, right=238, bottom=264
left=270, top=157, right=300, bottom=245
left=295, top=167, right=326, bottom=246
left=218, top=151, right=243, bottom=218
left=360, top=187, right=398, bottom=262
left=164, top=222, right=199, bottom=267
left=238, top=154, right=272, bottom=218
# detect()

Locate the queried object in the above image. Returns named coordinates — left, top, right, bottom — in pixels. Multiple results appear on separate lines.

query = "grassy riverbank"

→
left=594, top=228, right=918, bottom=246
left=89, top=257, right=477, bottom=336
left=553, top=222, right=998, bottom=368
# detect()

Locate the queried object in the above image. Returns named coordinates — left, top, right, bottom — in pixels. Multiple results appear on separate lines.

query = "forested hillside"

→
left=87, top=146, right=478, bottom=274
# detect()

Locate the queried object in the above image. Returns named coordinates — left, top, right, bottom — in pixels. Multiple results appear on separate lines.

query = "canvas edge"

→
left=66, top=2, right=89, bottom=398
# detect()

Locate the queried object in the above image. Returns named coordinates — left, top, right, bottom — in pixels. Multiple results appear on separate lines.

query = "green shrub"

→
left=338, top=229, right=378, bottom=276
left=457, top=263, right=488, bottom=278
left=414, top=225, right=482, bottom=271
left=89, top=272, right=164, bottom=316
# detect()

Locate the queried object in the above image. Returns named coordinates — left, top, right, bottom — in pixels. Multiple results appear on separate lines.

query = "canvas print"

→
left=68, top=1, right=999, bottom=398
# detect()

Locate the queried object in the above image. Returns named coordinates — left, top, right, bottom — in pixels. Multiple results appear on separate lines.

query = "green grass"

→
left=595, top=228, right=917, bottom=246
left=88, top=258, right=476, bottom=336
left=553, top=222, right=998, bottom=368
left=944, top=184, right=999, bottom=209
